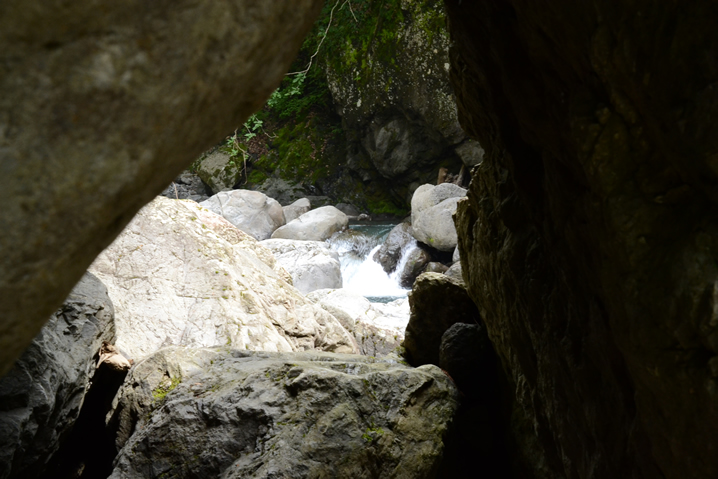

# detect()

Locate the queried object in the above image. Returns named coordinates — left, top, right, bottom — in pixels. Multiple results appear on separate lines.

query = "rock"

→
left=325, top=0, right=472, bottom=208
left=0, top=0, right=324, bottom=377
left=108, top=347, right=459, bottom=478
left=327, top=228, right=382, bottom=261
left=271, top=205, right=348, bottom=241
left=424, top=262, right=449, bottom=274
left=452, top=245, right=460, bottom=264
left=259, top=239, right=342, bottom=294
left=439, top=323, right=495, bottom=400
left=97, top=341, right=131, bottom=373
left=160, top=171, right=210, bottom=202
left=444, top=262, right=464, bottom=286
left=282, top=197, right=311, bottom=223
left=304, top=195, right=332, bottom=208
left=335, top=203, right=361, bottom=217
left=411, top=183, right=467, bottom=251
left=403, top=273, right=480, bottom=367
left=447, top=1, right=718, bottom=476
left=454, top=139, right=484, bottom=167
left=0, top=272, right=116, bottom=479
left=399, top=245, right=432, bottom=288
left=307, top=289, right=409, bottom=356
left=89, top=197, right=357, bottom=361
left=255, top=178, right=308, bottom=206
left=200, top=189, right=285, bottom=240
left=372, top=221, right=415, bottom=274
left=195, top=150, right=243, bottom=194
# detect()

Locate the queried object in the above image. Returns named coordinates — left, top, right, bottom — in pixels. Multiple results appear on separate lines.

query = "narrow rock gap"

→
left=39, top=361, right=129, bottom=479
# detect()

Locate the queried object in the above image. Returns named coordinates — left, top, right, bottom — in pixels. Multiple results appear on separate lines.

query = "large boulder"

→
left=260, top=239, right=342, bottom=294
left=89, top=197, right=356, bottom=361
left=282, top=197, right=312, bottom=223
left=447, top=1, right=718, bottom=476
left=108, top=347, right=459, bottom=478
left=195, top=150, right=243, bottom=194
left=0, top=273, right=116, bottom=479
left=307, top=289, right=410, bottom=356
left=403, top=272, right=481, bottom=367
left=200, top=189, right=285, bottom=240
left=0, top=0, right=324, bottom=377
left=372, top=221, right=415, bottom=274
left=271, top=205, right=348, bottom=241
left=410, top=183, right=467, bottom=252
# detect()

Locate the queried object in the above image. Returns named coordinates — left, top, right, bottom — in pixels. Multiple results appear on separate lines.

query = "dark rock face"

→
left=403, top=272, right=481, bottom=367
left=446, top=1, right=718, bottom=477
left=0, top=272, right=115, bottom=479
left=108, top=347, right=459, bottom=478
left=326, top=0, right=475, bottom=208
left=439, top=323, right=493, bottom=401
left=160, top=172, right=210, bottom=202
left=398, top=246, right=432, bottom=288
left=0, top=0, right=324, bottom=377
left=373, top=221, right=414, bottom=274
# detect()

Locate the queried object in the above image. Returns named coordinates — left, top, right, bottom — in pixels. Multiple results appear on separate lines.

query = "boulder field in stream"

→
left=446, top=1, right=718, bottom=478
left=0, top=0, right=324, bottom=377
left=108, top=347, right=459, bottom=479
left=89, top=197, right=357, bottom=362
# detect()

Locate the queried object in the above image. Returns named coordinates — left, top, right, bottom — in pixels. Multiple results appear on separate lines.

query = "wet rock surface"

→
left=373, top=221, right=415, bottom=274
left=108, top=346, right=459, bottom=479
left=447, top=1, right=718, bottom=477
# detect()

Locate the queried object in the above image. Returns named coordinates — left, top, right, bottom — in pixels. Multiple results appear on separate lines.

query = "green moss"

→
left=152, top=375, right=181, bottom=401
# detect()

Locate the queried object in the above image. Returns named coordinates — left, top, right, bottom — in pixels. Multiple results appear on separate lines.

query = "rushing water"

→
left=326, top=224, right=416, bottom=303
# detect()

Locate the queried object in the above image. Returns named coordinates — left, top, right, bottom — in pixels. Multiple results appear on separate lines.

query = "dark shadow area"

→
left=40, top=362, right=128, bottom=479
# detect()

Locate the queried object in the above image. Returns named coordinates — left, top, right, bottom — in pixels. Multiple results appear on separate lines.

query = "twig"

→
left=342, top=0, right=358, bottom=22
left=173, top=182, right=179, bottom=199
left=286, top=0, right=342, bottom=76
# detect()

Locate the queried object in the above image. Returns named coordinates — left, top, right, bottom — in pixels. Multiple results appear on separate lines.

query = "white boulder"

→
left=411, top=183, right=467, bottom=251
left=200, top=189, right=285, bottom=240
left=307, top=289, right=410, bottom=356
left=260, top=239, right=342, bottom=294
left=89, top=197, right=357, bottom=361
left=282, top=197, right=311, bottom=223
left=271, top=205, right=347, bottom=241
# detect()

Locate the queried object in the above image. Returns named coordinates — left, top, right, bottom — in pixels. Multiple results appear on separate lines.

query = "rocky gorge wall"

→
left=446, top=1, right=718, bottom=478
left=219, top=0, right=483, bottom=215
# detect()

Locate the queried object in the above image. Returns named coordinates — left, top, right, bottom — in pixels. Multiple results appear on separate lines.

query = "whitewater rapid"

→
left=326, top=226, right=416, bottom=302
